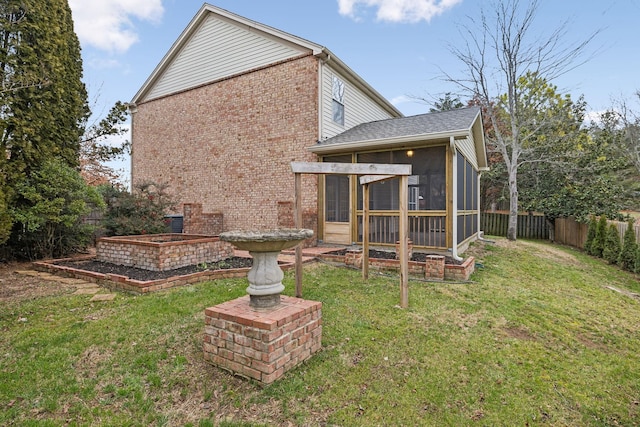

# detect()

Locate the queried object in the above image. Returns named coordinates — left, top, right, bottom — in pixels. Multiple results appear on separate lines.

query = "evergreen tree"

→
left=584, top=215, right=597, bottom=255
left=8, top=159, right=102, bottom=259
left=618, top=218, right=638, bottom=271
left=635, top=245, right=640, bottom=274
left=591, top=215, right=608, bottom=258
left=0, top=0, right=89, bottom=250
left=603, top=224, right=621, bottom=264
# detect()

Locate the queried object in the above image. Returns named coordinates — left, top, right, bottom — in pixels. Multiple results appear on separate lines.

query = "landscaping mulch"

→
left=55, top=257, right=253, bottom=282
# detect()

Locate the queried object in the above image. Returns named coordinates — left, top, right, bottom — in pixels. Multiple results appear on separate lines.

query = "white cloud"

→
left=87, top=57, right=122, bottom=69
left=338, top=0, right=462, bottom=23
left=69, top=0, right=164, bottom=53
left=584, top=109, right=606, bottom=125
left=390, top=94, right=413, bottom=105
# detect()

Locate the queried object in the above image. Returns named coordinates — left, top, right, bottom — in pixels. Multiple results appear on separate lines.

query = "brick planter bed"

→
left=96, top=234, right=234, bottom=271
left=318, top=249, right=475, bottom=281
left=33, top=256, right=297, bottom=294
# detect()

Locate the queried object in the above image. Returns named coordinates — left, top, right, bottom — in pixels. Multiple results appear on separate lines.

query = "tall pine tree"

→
left=0, top=0, right=89, bottom=246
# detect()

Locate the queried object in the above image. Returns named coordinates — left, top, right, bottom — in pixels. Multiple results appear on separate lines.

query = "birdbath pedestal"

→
left=205, top=228, right=322, bottom=385
left=219, top=228, right=313, bottom=309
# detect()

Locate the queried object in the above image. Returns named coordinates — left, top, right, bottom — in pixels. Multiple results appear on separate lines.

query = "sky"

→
left=67, top=0, right=640, bottom=183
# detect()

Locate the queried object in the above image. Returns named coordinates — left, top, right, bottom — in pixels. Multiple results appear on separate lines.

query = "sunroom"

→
left=309, top=107, right=488, bottom=255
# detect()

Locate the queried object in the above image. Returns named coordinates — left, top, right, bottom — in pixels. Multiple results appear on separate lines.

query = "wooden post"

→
left=399, top=175, right=409, bottom=308
left=294, top=173, right=303, bottom=298
left=362, top=183, right=370, bottom=280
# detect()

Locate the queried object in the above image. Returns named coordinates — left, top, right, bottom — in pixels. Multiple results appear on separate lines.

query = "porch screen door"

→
left=323, top=155, right=352, bottom=244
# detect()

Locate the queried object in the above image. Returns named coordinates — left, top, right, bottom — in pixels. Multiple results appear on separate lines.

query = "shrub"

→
left=618, top=219, right=637, bottom=271
left=635, top=246, right=640, bottom=274
left=6, top=159, right=104, bottom=260
left=590, top=215, right=608, bottom=258
left=101, top=181, right=175, bottom=236
left=603, top=224, right=621, bottom=264
left=584, top=215, right=597, bottom=255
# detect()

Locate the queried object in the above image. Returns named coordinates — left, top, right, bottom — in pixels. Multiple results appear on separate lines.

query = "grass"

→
left=1, top=238, right=640, bottom=425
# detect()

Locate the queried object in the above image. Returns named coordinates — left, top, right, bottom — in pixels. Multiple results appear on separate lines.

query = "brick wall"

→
left=183, top=203, right=223, bottom=235
left=132, top=55, right=319, bottom=236
left=96, top=234, right=235, bottom=271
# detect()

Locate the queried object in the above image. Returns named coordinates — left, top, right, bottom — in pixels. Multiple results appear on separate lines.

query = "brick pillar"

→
left=204, top=295, right=322, bottom=385
left=345, top=248, right=363, bottom=268
left=395, top=239, right=413, bottom=260
left=425, top=255, right=445, bottom=280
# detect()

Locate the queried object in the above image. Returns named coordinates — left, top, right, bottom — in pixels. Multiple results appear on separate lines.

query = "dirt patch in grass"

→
left=490, top=238, right=579, bottom=266
left=501, top=325, right=536, bottom=341
left=0, top=261, right=77, bottom=303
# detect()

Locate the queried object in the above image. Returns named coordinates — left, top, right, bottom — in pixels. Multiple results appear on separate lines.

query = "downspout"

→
left=477, top=171, right=483, bottom=238
left=476, top=169, right=494, bottom=243
left=450, top=136, right=463, bottom=262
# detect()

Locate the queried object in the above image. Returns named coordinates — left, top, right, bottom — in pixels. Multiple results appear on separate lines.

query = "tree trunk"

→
left=507, top=165, right=518, bottom=241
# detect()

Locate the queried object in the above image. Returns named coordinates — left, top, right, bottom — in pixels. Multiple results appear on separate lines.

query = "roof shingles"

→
left=316, top=106, right=480, bottom=146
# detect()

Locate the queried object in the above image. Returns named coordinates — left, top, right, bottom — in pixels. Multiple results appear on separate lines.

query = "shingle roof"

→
left=316, top=106, right=481, bottom=146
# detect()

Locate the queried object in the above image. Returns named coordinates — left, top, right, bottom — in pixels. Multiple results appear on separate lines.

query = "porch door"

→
left=324, top=174, right=351, bottom=244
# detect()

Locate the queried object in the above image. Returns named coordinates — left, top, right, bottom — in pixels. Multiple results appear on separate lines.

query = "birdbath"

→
left=219, top=228, right=313, bottom=309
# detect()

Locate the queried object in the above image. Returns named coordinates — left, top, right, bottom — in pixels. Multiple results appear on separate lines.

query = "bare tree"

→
left=612, top=91, right=640, bottom=176
left=443, top=0, right=598, bottom=240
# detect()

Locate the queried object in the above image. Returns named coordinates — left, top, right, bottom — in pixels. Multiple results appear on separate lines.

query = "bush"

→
left=618, top=219, right=637, bottom=271
left=603, top=224, right=621, bottom=264
left=100, top=181, right=175, bottom=236
left=584, top=215, right=597, bottom=255
left=5, top=159, right=104, bottom=260
left=635, top=246, right=640, bottom=274
left=590, top=215, right=608, bottom=258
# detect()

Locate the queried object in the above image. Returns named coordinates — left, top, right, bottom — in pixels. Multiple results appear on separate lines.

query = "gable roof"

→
left=131, top=3, right=402, bottom=117
left=310, top=106, right=488, bottom=169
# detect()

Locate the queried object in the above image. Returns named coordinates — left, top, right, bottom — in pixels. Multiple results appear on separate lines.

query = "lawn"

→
left=1, top=238, right=639, bottom=426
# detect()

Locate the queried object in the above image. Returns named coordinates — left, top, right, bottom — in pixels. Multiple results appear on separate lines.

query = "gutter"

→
left=309, top=130, right=470, bottom=154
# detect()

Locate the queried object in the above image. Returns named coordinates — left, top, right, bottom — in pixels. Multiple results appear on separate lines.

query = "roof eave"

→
left=308, top=129, right=470, bottom=155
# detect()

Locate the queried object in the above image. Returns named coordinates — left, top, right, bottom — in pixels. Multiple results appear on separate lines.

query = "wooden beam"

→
left=399, top=175, right=409, bottom=308
left=291, top=162, right=411, bottom=176
left=359, top=174, right=395, bottom=185
left=362, top=183, right=370, bottom=280
left=294, top=173, right=303, bottom=298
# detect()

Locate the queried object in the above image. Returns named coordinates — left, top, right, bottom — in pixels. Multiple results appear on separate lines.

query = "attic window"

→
left=332, top=76, right=345, bottom=125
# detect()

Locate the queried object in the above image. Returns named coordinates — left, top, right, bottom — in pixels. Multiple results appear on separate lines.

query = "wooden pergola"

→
left=290, top=161, right=413, bottom=308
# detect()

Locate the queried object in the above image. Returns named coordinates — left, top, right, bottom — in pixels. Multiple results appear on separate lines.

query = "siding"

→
left=319, top=63, right=395, bottom=141
left=145, top=14, right=309, bottom=101
left=455, top=136, right=479, bottom=170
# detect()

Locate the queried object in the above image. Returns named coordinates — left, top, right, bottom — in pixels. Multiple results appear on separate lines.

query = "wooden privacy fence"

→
left=554, top=217, right=640, bottom=250
left=482, top=214, right=640, bottom=250
left=481, top=212, right=549, bottom=239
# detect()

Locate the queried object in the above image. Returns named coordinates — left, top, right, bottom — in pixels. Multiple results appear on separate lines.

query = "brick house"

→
left=130, top=3, right=488, bottom=254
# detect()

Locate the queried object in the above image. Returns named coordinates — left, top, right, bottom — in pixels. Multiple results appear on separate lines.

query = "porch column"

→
left=399, top=175, right=409, bottom=308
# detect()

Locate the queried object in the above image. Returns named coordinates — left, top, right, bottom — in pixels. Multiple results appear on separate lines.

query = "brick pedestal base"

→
left=204, top=295, right=322, bottom=385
